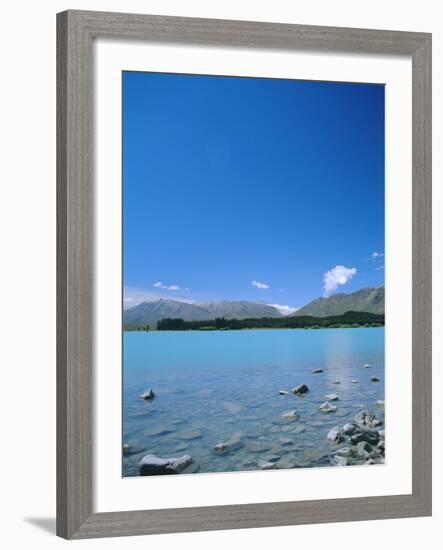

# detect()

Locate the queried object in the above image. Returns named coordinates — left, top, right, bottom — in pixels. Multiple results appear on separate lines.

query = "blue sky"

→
left=123, top=71, right=384, bottom=311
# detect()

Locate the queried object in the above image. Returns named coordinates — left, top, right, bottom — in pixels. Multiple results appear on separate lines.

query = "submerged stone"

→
left=223, top=401, right=242, bottom=414
left=145, top=424, right=175, bottom=437
left=324, top=393, right=339, bottom=401
left=139, top=454, right=192, bottom=475
left=213, top=436, right=243, bottom=454
left=319, top=402, right=337, bottom=413
left=281, top=409, right=299, bottom=420
left=279, top=437, right=294, bottom=446
left=179, top=430, right=203, bottom=440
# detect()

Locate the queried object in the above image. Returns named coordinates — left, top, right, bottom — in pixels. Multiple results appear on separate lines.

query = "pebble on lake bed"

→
left=179, top=430, right=203, bottom=440
left=324, top=393, right=338, bottom=401
left=213, top=435, right=244, bottom=454
left=319, top=402, right=337, bottom=413
left=281, top=409, right=299, bottom=420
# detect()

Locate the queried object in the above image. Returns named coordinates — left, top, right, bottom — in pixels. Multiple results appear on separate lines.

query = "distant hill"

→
left=295, top=286, right=384, bottom=317
left=200, top=300, right=282, bottom=320
left=123, top=299, right=283, bottom=324
left=123, top=299, right=211, bottom=324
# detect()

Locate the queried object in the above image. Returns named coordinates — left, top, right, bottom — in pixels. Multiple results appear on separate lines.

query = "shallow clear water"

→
left=123, top=328, right=385, bottom=476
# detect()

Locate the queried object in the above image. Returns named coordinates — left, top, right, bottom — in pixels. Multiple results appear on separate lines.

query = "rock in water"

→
left=363, top=363, right=371, bottom=368
left=213, top=435, right=244, bottom=454
left=350, top=427, right=380, bottom=445
left=332, top=455, right=351, bottom=466
left=319, top=402, right=337, bottom=413
left=260, top=461, right=277, bottom=470
left=352, top=379, right=358, bottom=384
left=327, top=426, right=344, bottom=443
left=123, top=443, right=133, bottom=455
left=376, top=400, right=385, bottom=409
left=139, top=388, right=155, bottom=400
left=324, top=393, right=339, bottom=401
left=292, top=384, right=309, bottom=395
left=279, top=389, right=289, bottom=395
left=335, top=447, right=353, bottom=457
left=354, top=410, right=382, bottom=428
left=356, top=441, right=373, bottom=458
left=281, top=409, right=299, bottom=420
left=371, top=376, right=381, bottom=382
left=312, top=368, right=323, bottom=374
left=139, top=454, right=192, bottom=475
left=333, top=380, right=341, bottom=385
left=342, top=422, right=359, bottom=436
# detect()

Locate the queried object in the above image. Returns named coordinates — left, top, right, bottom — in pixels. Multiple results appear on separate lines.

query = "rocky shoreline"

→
left=125, top=367, right=385, bottom=476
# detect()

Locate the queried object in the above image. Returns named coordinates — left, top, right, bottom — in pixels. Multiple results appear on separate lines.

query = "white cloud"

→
left=153, top=281, right=183, bottom=291
left=268, top=303, right=299, bottom=316
left=252, top=280, right=269, bottom=289
left=371, top=252, right=384, bottom=260
left=323, top=265, right=357, bottom=296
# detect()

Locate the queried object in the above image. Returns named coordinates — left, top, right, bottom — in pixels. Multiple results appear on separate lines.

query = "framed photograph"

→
left=57, top=10, right=432, bottom=539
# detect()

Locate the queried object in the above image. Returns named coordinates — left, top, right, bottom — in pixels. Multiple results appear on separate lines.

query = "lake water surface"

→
left=123, top=328, right=385, bottom=476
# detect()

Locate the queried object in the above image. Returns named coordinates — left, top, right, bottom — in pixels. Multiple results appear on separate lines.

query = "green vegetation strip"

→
left=124, top=311, right=384, bottom=331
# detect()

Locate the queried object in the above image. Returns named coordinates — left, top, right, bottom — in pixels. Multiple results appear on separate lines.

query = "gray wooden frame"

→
left=57, top=9, right=432, bottom=539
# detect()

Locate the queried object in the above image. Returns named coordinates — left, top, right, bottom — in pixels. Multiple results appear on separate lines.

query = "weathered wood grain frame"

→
left=57, top=10, right=432, bottom=539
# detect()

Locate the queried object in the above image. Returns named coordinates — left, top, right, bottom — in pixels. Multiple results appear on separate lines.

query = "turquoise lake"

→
left=123, top=327, right=385, bottom=476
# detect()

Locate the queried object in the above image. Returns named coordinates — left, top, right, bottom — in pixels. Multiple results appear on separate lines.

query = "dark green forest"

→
left=124, top=311, right=384, bottom=331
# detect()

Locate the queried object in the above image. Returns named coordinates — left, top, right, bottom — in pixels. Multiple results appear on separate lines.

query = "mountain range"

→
left=124, top=299, right=282, bottom=324
left=123, top=286, right=385, bottom=325
left=294, top=286, right=385, bottom=317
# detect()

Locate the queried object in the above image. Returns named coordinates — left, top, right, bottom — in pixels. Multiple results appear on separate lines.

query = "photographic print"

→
left=122, top=72, right=385, bottom=477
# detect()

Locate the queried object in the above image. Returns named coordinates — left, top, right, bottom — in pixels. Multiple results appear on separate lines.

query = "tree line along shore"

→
left=124, top=310, right=384, bottom=332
